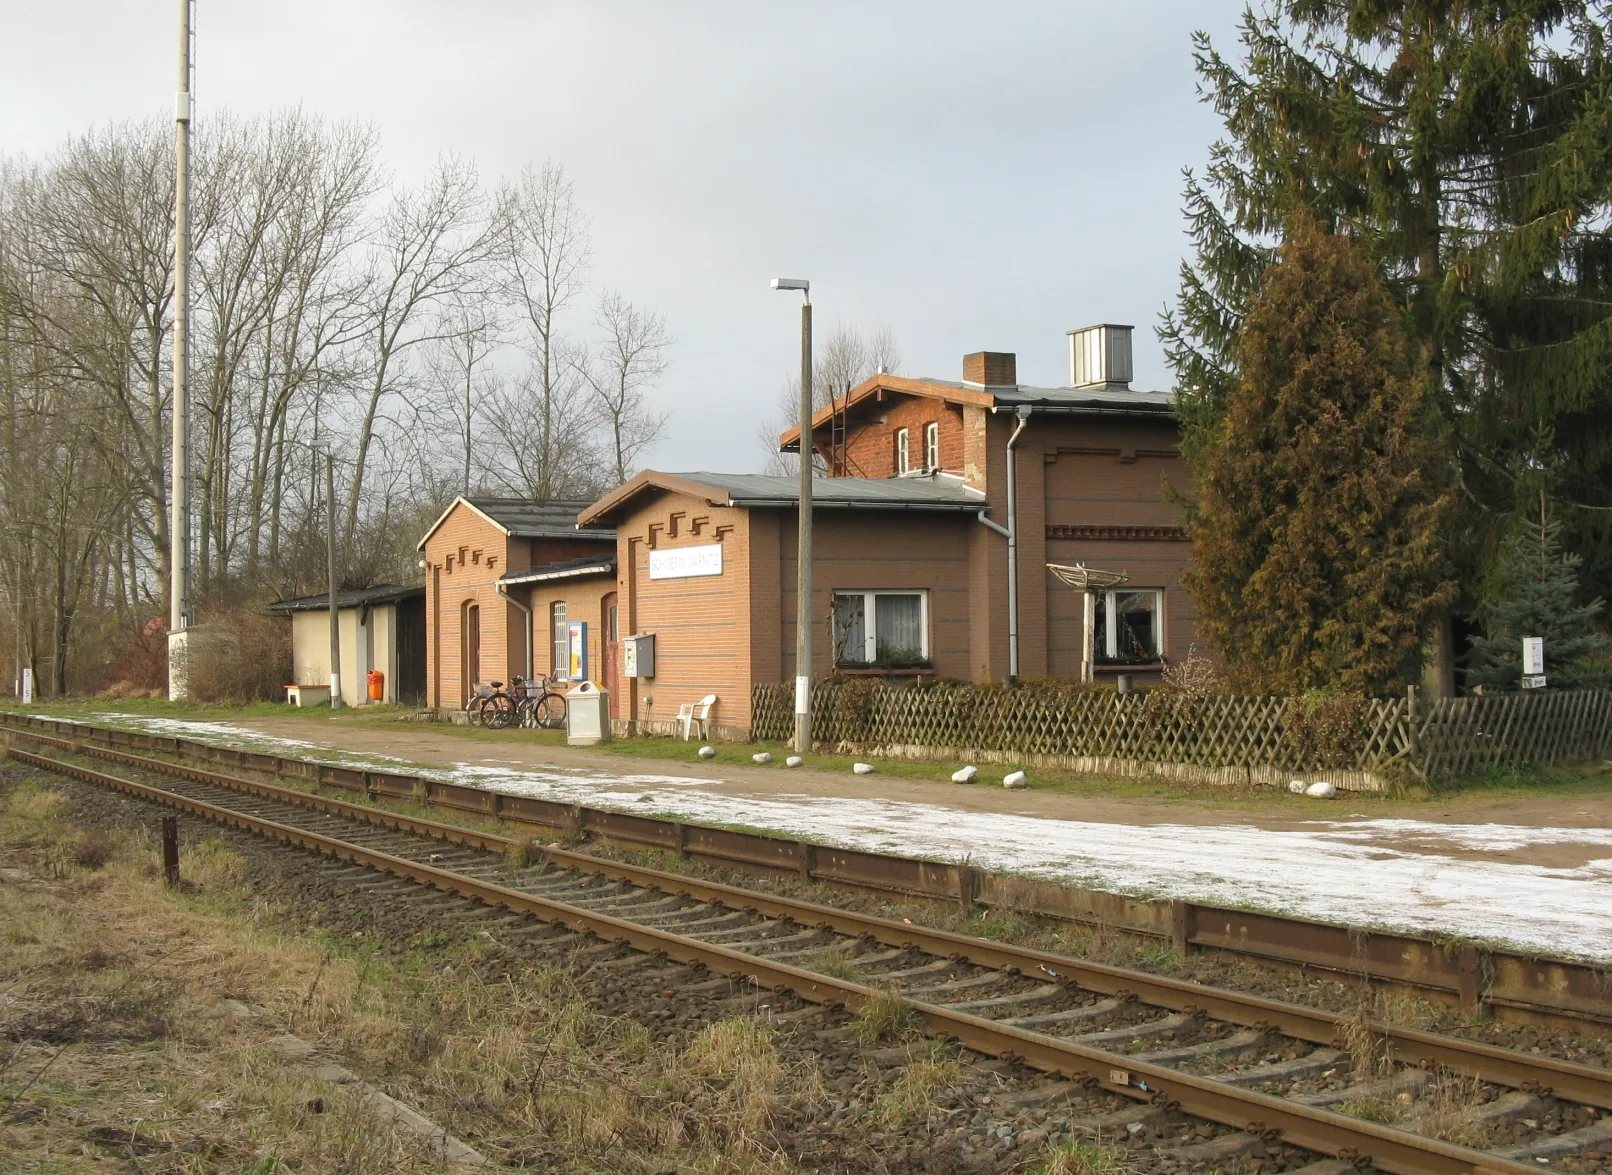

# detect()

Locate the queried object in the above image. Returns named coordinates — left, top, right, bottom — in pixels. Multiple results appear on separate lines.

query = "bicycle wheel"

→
left=480, top=694, right=517, bottom=730
left=534, top=693, right=566, bottom=729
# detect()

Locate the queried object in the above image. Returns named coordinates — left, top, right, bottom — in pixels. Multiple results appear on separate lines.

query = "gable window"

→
left=833, top=590, right=929, bottom=668
left=894, top=428, right=910, bottom=475
left=924, top=421, right=939, bottom=472
left=1091, top=589, right=1163, bottom=664
left=551, top=602, right=568, bottom=676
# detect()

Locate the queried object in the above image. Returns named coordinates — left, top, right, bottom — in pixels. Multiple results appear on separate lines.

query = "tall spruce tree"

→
left=1160, top=2, right=1612, bottom=599
left=1470, top=493, right=1611, bottom=690
left=1186, top=217, right=1456, bottom=695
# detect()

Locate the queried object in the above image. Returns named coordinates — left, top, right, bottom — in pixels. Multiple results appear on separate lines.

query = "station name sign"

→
left=648, top=542, right=723, bottom=581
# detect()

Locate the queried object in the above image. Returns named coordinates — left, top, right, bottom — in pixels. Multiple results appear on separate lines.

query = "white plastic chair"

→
left=677, top=694, right=718, bottom=741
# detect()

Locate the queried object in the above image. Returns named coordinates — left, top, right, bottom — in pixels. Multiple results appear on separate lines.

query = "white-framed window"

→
left=833, top=590, right=930, bottom=668
left=894, top=428, right=910, bottom=475
left=924, top=421, right=939, bottom=472
left=1091, top=589, right=1163, bottom=663
left=551, top=602, right=568, bottom=675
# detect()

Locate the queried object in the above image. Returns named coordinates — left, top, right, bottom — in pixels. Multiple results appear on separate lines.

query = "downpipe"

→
left=1004, top=406, right=1031, bottom=681
left=496, top=583, right=534, bottom=680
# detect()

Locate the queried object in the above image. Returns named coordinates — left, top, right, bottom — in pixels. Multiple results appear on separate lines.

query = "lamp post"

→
left=771, top=277, right=812, bottom=753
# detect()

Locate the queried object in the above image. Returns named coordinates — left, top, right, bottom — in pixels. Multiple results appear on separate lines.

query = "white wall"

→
left=289, top=603, right=398, bottom=705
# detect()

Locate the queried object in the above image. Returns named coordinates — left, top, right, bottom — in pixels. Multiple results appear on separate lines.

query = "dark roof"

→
left=464, top=498, right=616, bottom=540
left=266, top=584, right=424, bottom=613
left=909, top=377, right=1176, bottom=414
left=499, top=556, right=618, bottom=587
left=672, top=472, right=985, bottom=509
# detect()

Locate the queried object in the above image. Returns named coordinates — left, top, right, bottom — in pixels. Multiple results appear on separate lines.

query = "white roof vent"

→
left=1067, top=324, right=1133, bottom=389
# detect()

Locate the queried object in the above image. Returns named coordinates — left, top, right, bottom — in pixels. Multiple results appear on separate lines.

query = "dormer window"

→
left=895, top=428, right=910, bottom=475
left=924, top=422, right=939, bottom=472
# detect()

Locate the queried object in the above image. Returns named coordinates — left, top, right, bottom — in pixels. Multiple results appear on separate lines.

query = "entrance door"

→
left=462, top=602, right=480, bottom=706
left=602, top=592, right=620, bottom=718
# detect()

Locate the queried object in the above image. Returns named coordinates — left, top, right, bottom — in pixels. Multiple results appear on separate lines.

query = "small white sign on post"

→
left=1521, top=636, right=1546, bottom=688
left=20, top=666, right=33, bottom=703
left=648, top=543, right=723, bottom=581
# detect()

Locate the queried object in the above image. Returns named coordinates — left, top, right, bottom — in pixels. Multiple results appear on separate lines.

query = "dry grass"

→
left=804, top=944, right=866, bottom=983
left=1337, top=1071, right=1487, bottom=1148
left=0, top=774, right=824, bottom=1172
left=850, top=988, right=920, bottom=1044
left=1033, top=1137, right=1135, bottom=1175
left=875, top=1045, right=962, bottom=1127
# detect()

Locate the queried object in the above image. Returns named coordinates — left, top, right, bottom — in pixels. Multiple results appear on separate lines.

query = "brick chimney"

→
left=963, top=351, right=1016, bottom=387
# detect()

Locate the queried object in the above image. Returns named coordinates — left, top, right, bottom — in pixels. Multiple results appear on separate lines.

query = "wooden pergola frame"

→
left=1047, top=563, right=1130, bottom=683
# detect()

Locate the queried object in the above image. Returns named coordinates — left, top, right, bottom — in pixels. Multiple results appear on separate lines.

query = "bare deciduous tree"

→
left=582, top=290, right=671, bottom=483
left=757, top=324, right=901, bottom=475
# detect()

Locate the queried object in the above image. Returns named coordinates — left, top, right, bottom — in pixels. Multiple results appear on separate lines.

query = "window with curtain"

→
left=924, top=421, right=939, bottom=472
left=832, top=591, right=929, bottom=668
left=1090, top=589, right=1162, bottom=663
left=895, top=428, right=910, bottom=475
left=551, top=602, right=568, bottom=676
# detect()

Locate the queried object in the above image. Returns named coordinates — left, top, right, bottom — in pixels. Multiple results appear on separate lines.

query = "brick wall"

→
left=525, top=575, right=616, bottom=683
left=423, top=503, right=616, bottom=710
left=833, top=395, right=968, bottom=480
left=775, top=511, right=975, bottom=682
left=616, top=490, right=754, bottom=733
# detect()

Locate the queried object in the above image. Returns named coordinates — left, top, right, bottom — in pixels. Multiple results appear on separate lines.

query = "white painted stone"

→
left=785, top=755, right=803, bottom=768
left=1003, top=770, right=1028, bottom=789
left=951, top=765, right=978, bottom=784
left=697, top=746, right=716, bottom=759
left=852, top=762, right=875, bottom=775
left=752, top=752, right=772, bottom=764
left=1288, top=780, right=1307, bottom=794
left=1305, top=781, right=1338, bottom=799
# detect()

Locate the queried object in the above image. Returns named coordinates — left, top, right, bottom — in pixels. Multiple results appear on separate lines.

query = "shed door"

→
left=602, top=592, right=620, bottom=719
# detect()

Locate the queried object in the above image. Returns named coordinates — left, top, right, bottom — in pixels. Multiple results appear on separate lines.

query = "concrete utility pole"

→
left=326, top=450, right=342, bottom=709
left=797, top=294, right=813, bottom=753
left=772, top=278, right=813, bottom=753
left=167, top=0, right=194, bottom=699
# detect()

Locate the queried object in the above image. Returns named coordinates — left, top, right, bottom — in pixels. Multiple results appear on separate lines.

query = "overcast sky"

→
left=1, top=1, right=1244, bottom=474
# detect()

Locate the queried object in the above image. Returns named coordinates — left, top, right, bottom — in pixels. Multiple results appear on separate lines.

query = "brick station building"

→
left=417, top=325, right=1199, bottom=736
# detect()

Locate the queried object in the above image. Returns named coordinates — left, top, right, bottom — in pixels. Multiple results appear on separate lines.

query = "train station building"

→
left=419, top=326, right=1199, bottom=736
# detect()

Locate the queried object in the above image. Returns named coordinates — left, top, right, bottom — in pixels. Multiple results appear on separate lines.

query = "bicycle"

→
left=515, top=674, right=568, bottom=730
left=467, top=676, right=567, bottom=730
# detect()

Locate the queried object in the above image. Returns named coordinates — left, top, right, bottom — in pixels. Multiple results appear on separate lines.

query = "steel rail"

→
left=2, top=741, right=1562, bottom=1175
left=13, top=727, right=1612, bottom=1116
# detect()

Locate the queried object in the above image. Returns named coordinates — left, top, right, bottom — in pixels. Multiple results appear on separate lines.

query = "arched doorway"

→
left=601, top=591, right=619, bottom=718
left=461, top=602, right=481, bottom=706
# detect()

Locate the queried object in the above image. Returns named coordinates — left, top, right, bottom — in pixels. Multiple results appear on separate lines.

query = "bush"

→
left=179, top=609, right=291, bottom=703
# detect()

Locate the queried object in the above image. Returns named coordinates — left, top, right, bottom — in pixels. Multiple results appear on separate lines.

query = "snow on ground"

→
left=68, top=713, right=1612, bottom=964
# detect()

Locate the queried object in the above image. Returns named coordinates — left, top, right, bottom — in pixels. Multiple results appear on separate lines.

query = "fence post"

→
left=1405, top=683, right=1419, bottom=762
left=161, top=816, right=180, bottom=886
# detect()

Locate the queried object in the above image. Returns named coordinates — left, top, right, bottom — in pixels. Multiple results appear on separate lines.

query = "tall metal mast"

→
left=168, top=0, right=194, bottom=697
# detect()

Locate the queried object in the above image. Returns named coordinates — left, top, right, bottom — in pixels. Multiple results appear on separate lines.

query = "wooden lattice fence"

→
left=750, top=681, right=1612, bottom=785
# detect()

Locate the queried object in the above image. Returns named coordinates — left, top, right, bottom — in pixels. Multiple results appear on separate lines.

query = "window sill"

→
left=1092, top=662, right=1165, bottom=673
left=834, top=665, right=935, bottom=677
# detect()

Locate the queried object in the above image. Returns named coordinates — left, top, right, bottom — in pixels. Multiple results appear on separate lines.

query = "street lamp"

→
left=771, top=277, right=812, bottom=754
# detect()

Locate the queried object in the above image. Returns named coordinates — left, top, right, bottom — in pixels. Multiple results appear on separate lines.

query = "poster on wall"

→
left=567, top=620, right=588, bottom=681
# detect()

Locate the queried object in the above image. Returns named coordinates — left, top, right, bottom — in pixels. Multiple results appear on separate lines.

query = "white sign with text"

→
left=1523, top=636, right=1544, bottom=676
left=649, top=543, right=723, bottom=581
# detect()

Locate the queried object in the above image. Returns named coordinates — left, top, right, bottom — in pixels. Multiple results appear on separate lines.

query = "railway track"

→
left=9, top=729, right=1612, bottom=1175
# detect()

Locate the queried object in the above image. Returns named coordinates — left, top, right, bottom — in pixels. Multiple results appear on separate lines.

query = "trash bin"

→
left=367, top=669, right=385, bottom=701
left=565, top=680, right=612, bottom=746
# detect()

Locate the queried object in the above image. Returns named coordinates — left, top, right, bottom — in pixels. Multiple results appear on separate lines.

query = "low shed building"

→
left=267, top=584, right=426, bottom=705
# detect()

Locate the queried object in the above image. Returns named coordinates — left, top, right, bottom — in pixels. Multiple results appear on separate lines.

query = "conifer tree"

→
left=1186, top=217, right=1456, bottom=694
left=1470, top=493, right=1611, bottom=690
left=1160, top=2, right=1612, bottom=595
